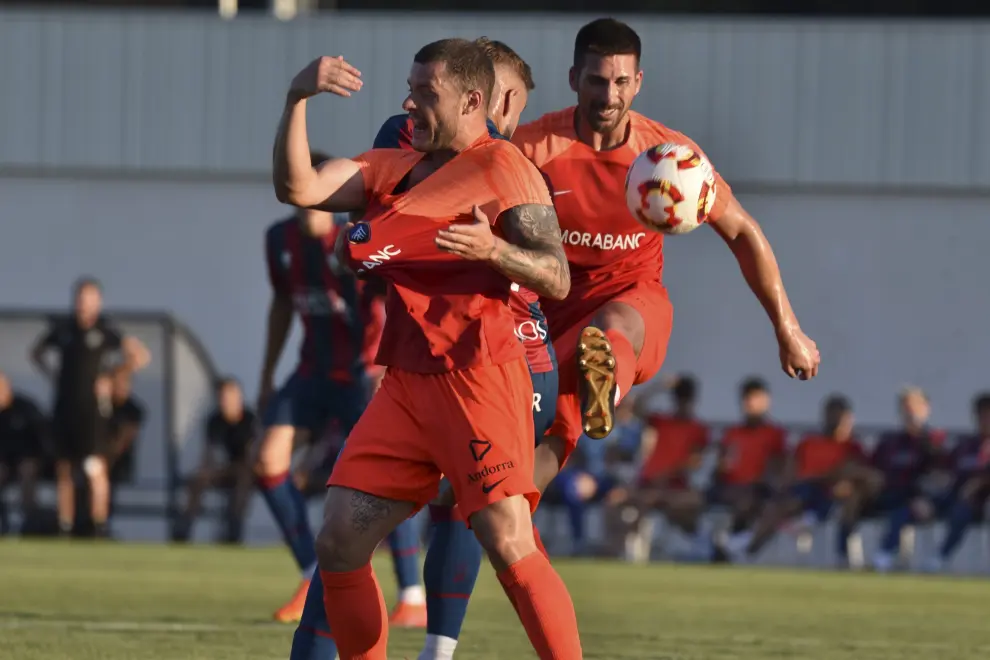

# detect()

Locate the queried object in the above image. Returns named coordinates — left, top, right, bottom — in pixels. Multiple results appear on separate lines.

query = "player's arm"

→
left=29, top=322, right=60, bottom=382
left=273, top=56, right=367, bottom=211
left=490, top=204, right=571, bottom=300
left=259, top=233, right=294, bottom=410
left=120, top=336, right=151, bottom=373
left=710, top=198, right=818, bottom=378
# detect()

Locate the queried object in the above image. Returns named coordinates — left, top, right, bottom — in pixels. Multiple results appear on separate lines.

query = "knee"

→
left=534, top=438, right=566, bottom=492
left=596, top=302, right=645, bottom=349
left=253, top=428, right=294, bottom=478
left=470, top=497, right=537, bottom=568
left=314, top=510, right=363, bottom=573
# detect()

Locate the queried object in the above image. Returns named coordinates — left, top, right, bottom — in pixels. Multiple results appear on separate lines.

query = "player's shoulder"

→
left=265, top=216, right=296, bottom=243
left=373, top=114, right=413, bottom=149
left=628, top=111, right=704, bottom=153
left=511, top=107, right=578, bottom=165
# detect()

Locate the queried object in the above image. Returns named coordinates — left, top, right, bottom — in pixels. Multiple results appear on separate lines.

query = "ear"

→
left=464, top=89, right=485, bottom=115
left=634, top=69, right=644, bottom=95
left=501, top=88, right=519, bottom=119
left=568, top=66, right=578, bottom=93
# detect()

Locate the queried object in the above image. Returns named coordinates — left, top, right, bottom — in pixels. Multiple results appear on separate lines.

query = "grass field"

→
left=1, top=540, right=989, bottom=659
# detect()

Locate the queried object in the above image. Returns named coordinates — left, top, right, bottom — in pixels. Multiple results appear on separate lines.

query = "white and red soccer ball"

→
left=624, top=143, right=718, bottom=235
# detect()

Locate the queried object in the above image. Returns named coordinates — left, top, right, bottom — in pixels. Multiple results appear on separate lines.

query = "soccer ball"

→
left=624, top=143, right=718, bottom=235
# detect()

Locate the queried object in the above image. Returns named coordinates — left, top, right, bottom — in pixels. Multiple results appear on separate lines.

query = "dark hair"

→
left=973, top=392, right=990, bottom=415
left=215, top=376, right=241, bottom=392
left=311, top=150, right=331, bottom=167
left=740, top=377, right=769, bottom=398
left=673, top=375, right=698, bottom=403
left=573, top=18, right=642, bottom=69
left=824, top=394, right=852, bottom=417
left=475, top=37, right=535, bottom=91
left=414, top=38, right=495, bottom=105
left=73, top=276, right=102, bottom=296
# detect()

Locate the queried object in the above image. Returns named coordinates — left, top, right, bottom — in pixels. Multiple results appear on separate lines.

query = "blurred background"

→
left=1, top=0, right=989, bottom=570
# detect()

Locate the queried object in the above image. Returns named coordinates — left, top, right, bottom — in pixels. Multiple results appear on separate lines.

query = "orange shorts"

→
left=547, top=281, right=673, bottom=461
left=328, top=358, right=539, bottom=521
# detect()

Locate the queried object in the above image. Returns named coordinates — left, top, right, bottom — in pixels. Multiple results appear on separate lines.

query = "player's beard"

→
left=584, top=101, right=627, bottom=134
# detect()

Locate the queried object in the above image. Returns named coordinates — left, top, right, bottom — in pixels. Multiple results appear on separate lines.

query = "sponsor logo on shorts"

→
left=469, top=439, right=492, bottom=462
left=481, top=478, right=507, bottom=494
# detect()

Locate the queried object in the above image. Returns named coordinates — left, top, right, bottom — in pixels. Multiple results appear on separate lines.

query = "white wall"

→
left=1, top=174, right=985, bottom=428
left=1, top=10, right=989, bottom=190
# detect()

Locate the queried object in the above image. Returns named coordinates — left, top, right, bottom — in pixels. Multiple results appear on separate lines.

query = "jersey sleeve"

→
left=373, top=114, right=413, bottom=150
left=265, top=225, right=289, bottom=294
left=481, top=149, right=554, bottom=228
left=352, top=149, right=408, bottom=199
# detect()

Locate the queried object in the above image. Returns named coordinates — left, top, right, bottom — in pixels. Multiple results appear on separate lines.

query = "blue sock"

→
left=880, top=505, right=913, bottom=553
left=560, top=470, right=587, bottom=550
left=259, top=473, right=316, bottom=573
left=423, top=504, right=483, bottom=640
left=389, top=517, right=422, bottom=590
left=290, top=570, right=338, bottom=660
left=940, top=500, right=973, bottom=560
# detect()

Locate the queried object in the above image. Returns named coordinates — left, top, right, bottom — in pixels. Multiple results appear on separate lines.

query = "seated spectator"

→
left=620, top=375, right=711, bottom=559
left=172, top=378, right=256, bottom=544
left=921, top=393, right=990, bottom=572
left=0, top=371, right=45, bottom=535
left=723, top=395, right=877, bottom=565
left=869, top=386, right=947, bottom=572
left=546, top=395, right=643, bottom=556
left=710, top=377, right=787, bottom=559
left=102, top=370, right=145, bottom=486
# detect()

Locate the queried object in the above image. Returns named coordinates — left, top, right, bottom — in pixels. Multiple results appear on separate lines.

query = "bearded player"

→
left=372, top=38, right=557, bottom=660
left=512, top=18, right=821, bottom=491
left=276, top=39, right=582, bottom=660
left=257, top=176, right=425, bottom=625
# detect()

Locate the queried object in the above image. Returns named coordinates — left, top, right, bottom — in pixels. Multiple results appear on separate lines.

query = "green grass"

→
left=0, top=540, right=988, bottom=659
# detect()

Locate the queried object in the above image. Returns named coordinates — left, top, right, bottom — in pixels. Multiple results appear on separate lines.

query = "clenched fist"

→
left=289, top=55, right=363, bottom=100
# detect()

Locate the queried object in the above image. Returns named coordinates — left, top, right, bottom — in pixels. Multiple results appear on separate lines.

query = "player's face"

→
left=570, top=53, right=642, bottom=134
left=219, top=383, right=243, bottom=418
left=489, top=67, right=529, bottom=139
left=899, top=392, right=930, bottom=427
left=742, top=390, right=770, bottom=420
left=298, top=208, right=333, bottom=236
left=75, top=284, right=102, bottom=321
left=403, top=61, right=465, bottom=152
left=977, top=407, right=990, bottom=435
left=830, top=410, right=855, bottom=440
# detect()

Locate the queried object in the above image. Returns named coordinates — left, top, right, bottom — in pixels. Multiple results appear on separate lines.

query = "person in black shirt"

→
left=102, top=370, right=145, bottom=485
left=30, top=277, right=150, bottom=537
left=0, top=372, right=47, bottom=535
left=172, top=378, right=256, bottom=544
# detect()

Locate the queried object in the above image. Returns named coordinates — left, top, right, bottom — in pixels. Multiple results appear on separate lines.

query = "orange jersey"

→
left=512, top=108, right=734, bottom=326
left=639, top=414, right=708, bottom=482
left=718, top=423, right=787, bottom=486
left=795, top=434, right=865, bottom=480
left=344, top=135, right=552, bottom=373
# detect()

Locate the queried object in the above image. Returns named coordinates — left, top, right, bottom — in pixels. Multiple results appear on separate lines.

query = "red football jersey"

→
left=639, top=414, right=709, bottom=483
left=718, top=423, right=787, bottom=486
left=512, top=108, right=734, bottom=335
left=794, top=434, right=866, bottom=480
left=344, top=135, right=552, bottom=373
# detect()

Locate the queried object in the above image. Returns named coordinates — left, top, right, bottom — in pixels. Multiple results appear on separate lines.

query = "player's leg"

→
left=290, top=570, right=337, bottom=660
left=929, top=478, right=988, bottom=571
left=224, top=459, right=254, bottom=544
left=875, top=493, right=932, bottom=572
left=294, top=370, right=439, bottom=660
left=440, top=361, right=582, bottom=659
left=83, top=454, right=111, bottom=537
left=256, top=374, right=322, bottom=620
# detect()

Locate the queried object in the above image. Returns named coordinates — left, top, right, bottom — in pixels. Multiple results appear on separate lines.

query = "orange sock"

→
left=320, top=565, right=388, bottom=660
left=497, top=552, right=582, bottom=659
left=533, top=526, right=550, bottom=560
left=603, top=329, right=636, bottom=404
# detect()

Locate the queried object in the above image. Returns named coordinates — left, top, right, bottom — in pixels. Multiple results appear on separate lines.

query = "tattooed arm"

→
left=434, top=203, right=570, bottom=299
left=490, top=204, right=571, bottom=300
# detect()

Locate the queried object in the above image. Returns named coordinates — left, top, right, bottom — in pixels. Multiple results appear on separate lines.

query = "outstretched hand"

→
left=289, top=55, right=363, bottom=100
left=435, top=206, right=499, bottom=262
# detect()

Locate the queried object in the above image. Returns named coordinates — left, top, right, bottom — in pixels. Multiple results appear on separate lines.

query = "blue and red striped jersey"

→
left=265, top=216, right=381, bottom=381
left=372, top=114, right=556, bottom=374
